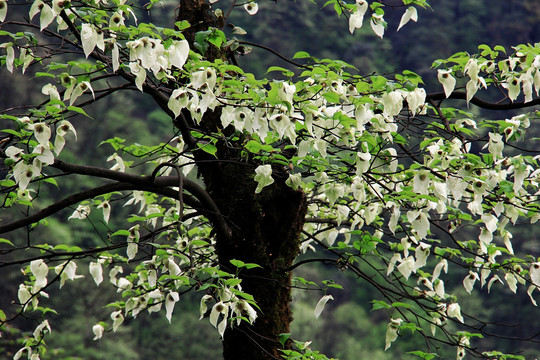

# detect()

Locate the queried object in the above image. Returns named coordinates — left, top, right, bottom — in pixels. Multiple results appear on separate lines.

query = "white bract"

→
left=210, top=301, right=229, bottom=338
left=254, top=164, right=274, bottom=193
left=244, top=2, right=258, bottom=15
left=397, top=7, right=418, bottom=31
left=348, top=0, right=368, bottom=34
left=385, top=318, right=402, bottom=350
left=0, top=1, right=7, bottom=22
left=314, top=294, right=334, bottom=319
left=437, top=69, right=456, bottom=98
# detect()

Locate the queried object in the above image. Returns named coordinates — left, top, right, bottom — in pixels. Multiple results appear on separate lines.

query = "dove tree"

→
left=1, top=0, right=540, bottom=359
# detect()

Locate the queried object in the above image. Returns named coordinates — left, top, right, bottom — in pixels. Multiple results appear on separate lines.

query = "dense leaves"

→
left=0, top=1, right=540, bottom=359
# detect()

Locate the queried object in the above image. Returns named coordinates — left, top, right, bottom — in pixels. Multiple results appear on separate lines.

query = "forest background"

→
left=0, top=0, right=539, bottom=359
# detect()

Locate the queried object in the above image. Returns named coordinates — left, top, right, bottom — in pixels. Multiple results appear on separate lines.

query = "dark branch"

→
left=427, top=91, right=540, bottom=110
left=1, top=160, right=232, bottom=239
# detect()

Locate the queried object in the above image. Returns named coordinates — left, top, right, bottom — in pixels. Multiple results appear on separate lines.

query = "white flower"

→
left=314, top=294, right=333, bottom=319
left=109, top=11, right=125, bottom=28
left=199, top=294, right=213, bottom=319
left=505, top=77, right=520, bottom=101
left=31, top=1, right=56, bottom=31
left=107, top=153, right=126, bottom=172
left=210, top=301, right=229, bottom=338
left=70, top=81, right=95, bottom=106
left=432, top=259, right=448, bottom=280
left=434, top=279, right=445, bottom=298
left=370, top=14, right=385, bottom=38
left=167, top=40, right=190, bottom=69
left=97, top=200, right=111, bottom=224
left=89, top=261, right=103, bottom=286
left=530, top=262, right=540, bottom=286
left=254, top=165, right=274, bottom=193
left=6, top=146, right=24, bottom=161
left=33, top=145, right=54, bottom=165
left=406, top=87, right=426, bottom=115
left=505, top=272, right=518, bottom=293
left=111, top=310, right=124, bottom=332
left=414, top=242, right=431, bottom=270
left=407, top=210, right=429, bottom=239
left=269, top=113, right=292, bottom=139
left=286, top=173, right=302, bottom=190
left=385, top=318, right=402, bottom=350
left=447, top=303, right=464, bottom=323
left=487, top=275, right=503, bottom=293
left=30, top=259, right=49, bottom=289
left=33, top=320, right=51, bottom=341
left=92, top=324, right=104, bottom=340
left=397, top=7, right=418, bottom=31
left=0, top=0, right=7, bottom=22
left=13, top=160, right=41, bottom=190
left=166, top=256, right=181, bottom=276
left=54, top=120, right=77, bottom=155
left=18, top=284, right=32, bottom=306
left=244, top=2, right=258, bottom=15
left=348, top=0, right=368, bottom=34
left=54, top=261, right=83, bottom=288
left=165, top=291, right=180, bottom=323
left=463, top=272, right=479, bottom=294
left=13, top=347, right=31, bottom=360
left=129, top=61, right=146, bottom=91
left=29, top=122, right=51, bottom=147
left=84, top=24, right=104, bottom=56
left=124, top=190, right=146, bottom=212
left=191, top=67, right=217, bottom=90
left=69, top=204, right=91, bottom=220
left=487, top=132, right=503, bottom=159
left=0, top=42, right=14, bottom=73
left=233, top=300, right=258, bottom=325
left=412, top=170, right=430, bottom=194
left=382, top=91, right=403, bottom=117
left=168, top=88, right=190, bottom=117
left=397, top=256, right=415, bottom=280
left=437, top=69, right=456, bottom=98
left=19, top=47, right=33, bottom=74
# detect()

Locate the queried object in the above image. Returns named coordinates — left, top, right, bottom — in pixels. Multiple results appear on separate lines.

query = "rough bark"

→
left=175, top=1, right=308, bottom=358
left=204, top=158, right=307, bottom=359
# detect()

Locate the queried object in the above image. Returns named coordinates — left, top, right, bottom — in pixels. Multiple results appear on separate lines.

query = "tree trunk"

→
left=207, top=159, right=307, bottom=359
left=174, top=2, right=307, bottom=357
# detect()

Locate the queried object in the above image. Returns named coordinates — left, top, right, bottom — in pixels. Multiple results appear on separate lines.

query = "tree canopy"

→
left=0, top=0, right=540, bottom=359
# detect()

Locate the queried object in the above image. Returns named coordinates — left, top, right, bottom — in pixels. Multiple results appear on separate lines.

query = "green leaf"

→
left=0, top=238, right=14, bottom=246
left=293, top=51, right=310, bottom=59
left=190, top=239, right=209, bottom=247
left=68, top=106, right=90, bottom=117
left=371, top=300, right=391, bottom=310
left=278, top=333, right=290, bottom=347
left=322, top=91, right=340, bottom=104
left=267, top=66, right=294, bottom=77
left=245, top=140, right=262, bottom=153
left=43, top=177, right=59, bottom=187
left=391, top=301, right=412, bottom=309
left=174, top=20, right=191, bottom=30
left=196, top=142, right=217, bottom=157
left=34, top=72, right=55, bottom=78
left=111, top=230, right=131, bottom=237
left=244, top=262, right=262, bottom=269
left=230, top=259, right=245, bottom=268
left=494, top=45, right=506, bottom=53
left=225, top=278, right=242, bottom=287
left=407, top=350, right=439, bottom=360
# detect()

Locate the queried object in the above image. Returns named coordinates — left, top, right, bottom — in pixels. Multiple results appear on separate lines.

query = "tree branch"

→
left=427, top=91, right=540, bottom=110
left=0, top=160, right=232, bottom=239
